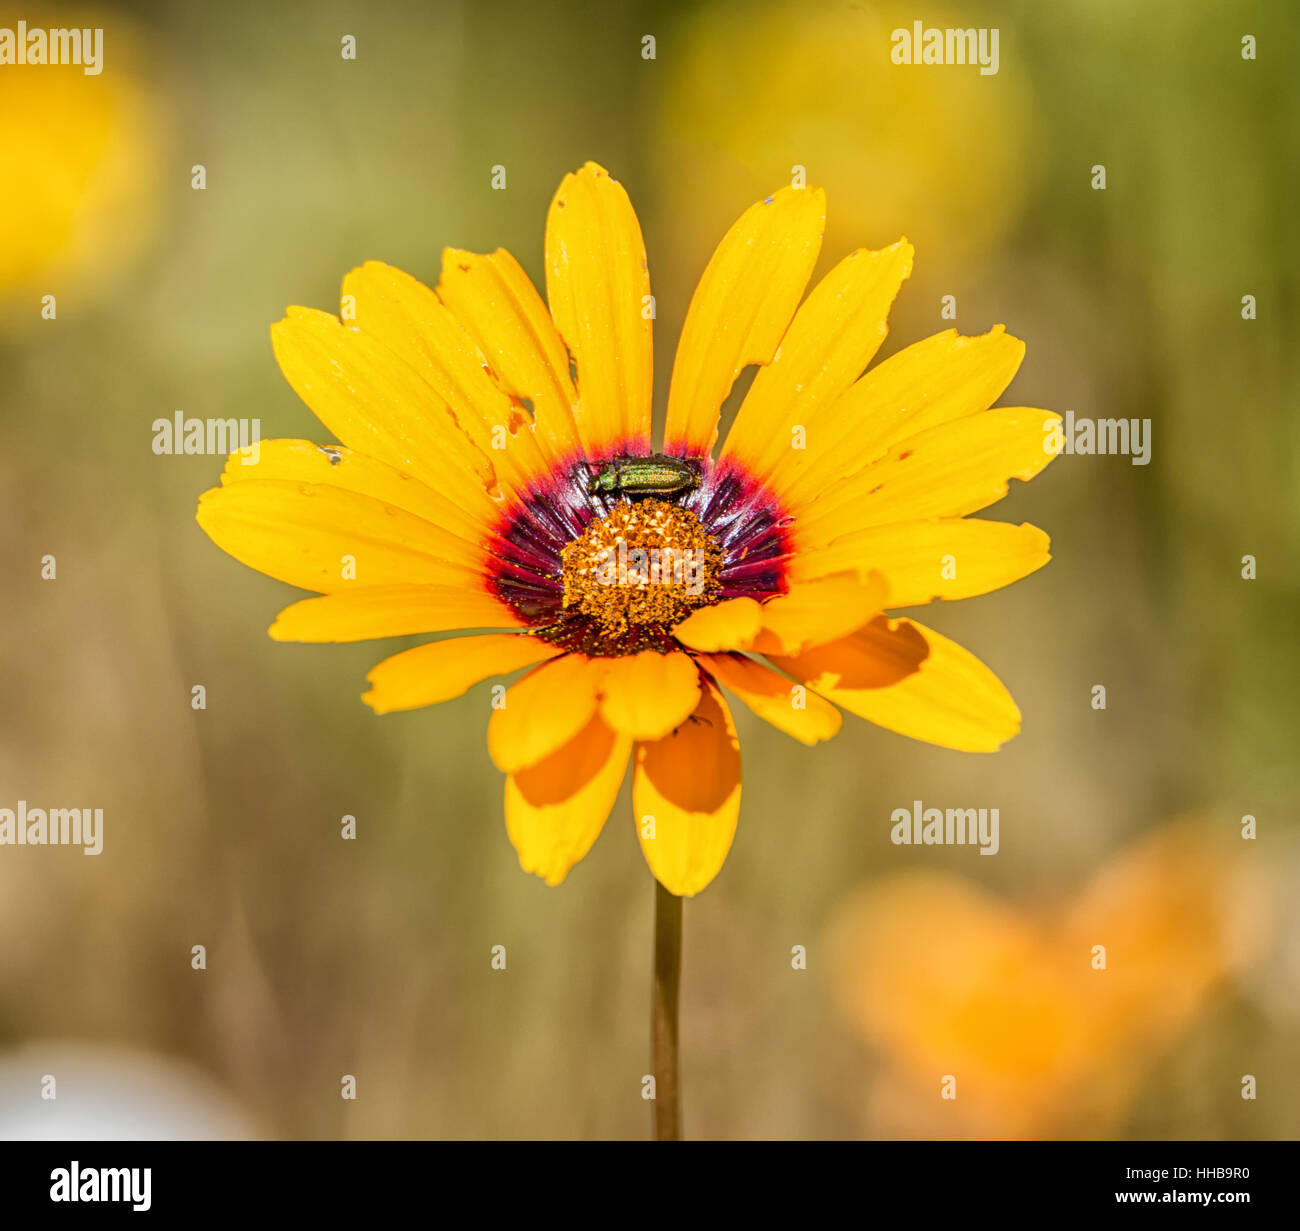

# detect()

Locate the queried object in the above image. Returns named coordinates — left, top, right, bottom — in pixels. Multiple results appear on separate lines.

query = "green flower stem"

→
left=652, top=880, right=683, bottom=1141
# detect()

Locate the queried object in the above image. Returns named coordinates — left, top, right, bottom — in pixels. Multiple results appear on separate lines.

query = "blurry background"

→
left=1, top=0, right=1296, bottom=1139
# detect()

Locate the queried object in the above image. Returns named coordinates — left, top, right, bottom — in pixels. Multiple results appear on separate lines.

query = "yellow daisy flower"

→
left=196, top=162, right=1059, bottom=898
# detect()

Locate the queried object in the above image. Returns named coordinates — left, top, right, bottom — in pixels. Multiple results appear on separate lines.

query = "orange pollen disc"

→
left=559, top=499, right=724, bottom=641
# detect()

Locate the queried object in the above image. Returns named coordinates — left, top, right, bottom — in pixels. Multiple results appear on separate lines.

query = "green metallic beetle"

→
left=586, top=454, right=701, bottom=499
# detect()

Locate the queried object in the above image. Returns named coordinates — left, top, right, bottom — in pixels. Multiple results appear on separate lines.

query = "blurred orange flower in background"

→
left=827, top=820, right=1270, bottom=1138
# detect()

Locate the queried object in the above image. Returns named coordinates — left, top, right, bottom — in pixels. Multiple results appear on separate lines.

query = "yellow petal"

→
left=196, top=480, right=479, bottom=594
left=791, top=519, right=1051, bottom=608
left=671, top=597, right=763, bottom=652
left=597, top=651, right=702, bottom=740
left=720, top=239, right=913, bottom=482
left=749, top=571, right=888, bottom=655
left=487, top=653, right=603, bottom=772
left=663, top=185, right=825, bottom=457
left=506, top=714, right=632, bottom=887
left=634, top=678, right=741, bottom=897
left=545, top=162, right=653, bottom=457
left=769, top=616, right=1020, bottom=752
left=504, top=717, right=631, bottom=889
left=219, top=437, right=486, bottom=550
left=271, top=584, right=525, bottom=643
left=776, top=327, right=1025, bottom=507
left=797, top=408, right=1061, bottom=545
left=270, top=306, right=499, bottom=516
left=436, top=246, right=581, bottom=460
left=341, top=261, right=550, bottom=486
left=363, top=633, right=558, bottom=715
left=697, top=652, right=841, bottom=745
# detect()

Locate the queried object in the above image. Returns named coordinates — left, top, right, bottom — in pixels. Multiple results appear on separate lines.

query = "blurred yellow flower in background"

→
left=0, top=5, right=164, bottom=322
left=828, top=820, right=1268, bottom=1138
left=653, top=0, right=1039, bottom=279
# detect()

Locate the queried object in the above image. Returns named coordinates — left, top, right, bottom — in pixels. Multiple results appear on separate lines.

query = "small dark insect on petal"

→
left=317, top=445, right=343, bottom=466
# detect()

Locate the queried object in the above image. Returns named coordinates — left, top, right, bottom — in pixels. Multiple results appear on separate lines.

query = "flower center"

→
left=559, top=499, right=723, bottom=642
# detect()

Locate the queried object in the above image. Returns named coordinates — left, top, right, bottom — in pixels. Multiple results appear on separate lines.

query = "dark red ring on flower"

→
left=485, top=451, right=793, bottom=654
